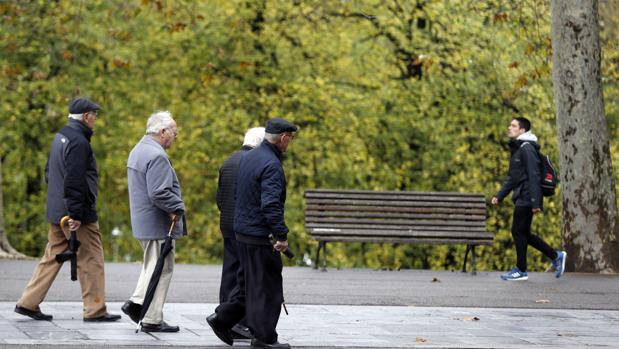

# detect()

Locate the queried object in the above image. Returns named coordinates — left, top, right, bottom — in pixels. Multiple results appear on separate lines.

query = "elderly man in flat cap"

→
left=207, top=118, right=297, bottom=349
left=15, top=97, right=120, bottom=322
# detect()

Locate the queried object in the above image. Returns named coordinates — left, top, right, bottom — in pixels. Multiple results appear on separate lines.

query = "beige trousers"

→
left=130, top=239, right=175, bottom=324
left=17, top=223, right=108, bottom=318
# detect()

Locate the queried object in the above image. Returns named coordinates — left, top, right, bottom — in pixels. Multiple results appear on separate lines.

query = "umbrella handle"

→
left=60, top=216, right=72, bottom=231
left=167, top=215, right=177, bottom=237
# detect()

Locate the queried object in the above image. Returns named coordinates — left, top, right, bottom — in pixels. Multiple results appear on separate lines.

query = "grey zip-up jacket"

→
left=127, top=136, right=185, bottom=240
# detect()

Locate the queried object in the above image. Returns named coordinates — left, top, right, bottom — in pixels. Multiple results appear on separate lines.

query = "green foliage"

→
left=1, top=0, right=617, bottom=271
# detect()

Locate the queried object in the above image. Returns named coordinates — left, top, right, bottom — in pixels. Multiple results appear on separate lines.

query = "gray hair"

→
left=264, top=132, right=280, bottom=143
left=68, top=113, right=84, bottom=121
left=146, top=111, right=174, bottom=134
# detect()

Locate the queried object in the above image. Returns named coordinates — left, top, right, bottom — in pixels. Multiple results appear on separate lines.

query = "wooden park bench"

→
left=304, top=189, right=493, bottom=274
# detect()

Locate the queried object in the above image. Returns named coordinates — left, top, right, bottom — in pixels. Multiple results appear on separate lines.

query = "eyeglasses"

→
left=284, top=133, right=295, bottom=140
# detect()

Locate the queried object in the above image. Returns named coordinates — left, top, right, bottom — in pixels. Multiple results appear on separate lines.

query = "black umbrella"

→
left=135, top=216, right=178, bottom=333
left=55, top=216, right=81, bottom=281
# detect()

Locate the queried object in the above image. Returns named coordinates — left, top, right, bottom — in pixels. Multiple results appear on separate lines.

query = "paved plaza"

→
left=0, top=260, right=618, bottom=348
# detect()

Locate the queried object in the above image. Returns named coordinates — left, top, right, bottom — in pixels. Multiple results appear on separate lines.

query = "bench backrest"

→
left=304, top=189, right=492, bottom=245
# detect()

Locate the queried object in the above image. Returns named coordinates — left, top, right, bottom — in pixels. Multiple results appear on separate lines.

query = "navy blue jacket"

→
left=496, top=139, right=543, bottom=209
left=234, top=140, right=289, bottom=241
left=45, top=119, right=98, bottom=224
left=217, top=146, right=252, bottom=239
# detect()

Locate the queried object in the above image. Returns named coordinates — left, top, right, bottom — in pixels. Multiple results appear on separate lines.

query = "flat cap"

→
left=265, top=118, right=298, bottom=134
left=69, top=97, right=100, bottom=114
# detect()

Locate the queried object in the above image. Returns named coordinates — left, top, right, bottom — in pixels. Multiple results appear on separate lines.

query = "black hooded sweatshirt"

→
left=496, top=135, right=543, bottom=210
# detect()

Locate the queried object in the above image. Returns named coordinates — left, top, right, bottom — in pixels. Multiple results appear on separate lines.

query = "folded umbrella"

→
left=135, top=216, right=177, bottom=333
left=55, top=216, right=80, bottom=281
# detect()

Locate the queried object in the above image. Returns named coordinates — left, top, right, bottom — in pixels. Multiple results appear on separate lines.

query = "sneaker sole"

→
left=505, top=276, right=528, bottom=281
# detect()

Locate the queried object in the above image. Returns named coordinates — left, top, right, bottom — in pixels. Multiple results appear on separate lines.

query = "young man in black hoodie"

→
left=492, top=117, right=566, bottom=281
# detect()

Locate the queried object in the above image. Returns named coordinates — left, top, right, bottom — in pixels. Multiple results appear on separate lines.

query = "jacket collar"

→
left=261, top=140, right=282, bottom=159
left=67, top=119, right=93, bottom=141
left=141, top=135, right=166, bottom=152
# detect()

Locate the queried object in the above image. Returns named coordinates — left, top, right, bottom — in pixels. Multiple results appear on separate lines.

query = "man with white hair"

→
left=207, top=118, right=297, bottom=349
left=215, top=127, right=265, bottom=340
left=122, top=111, right=185, bottom=332
left=15, top=97, right=120, bottom=322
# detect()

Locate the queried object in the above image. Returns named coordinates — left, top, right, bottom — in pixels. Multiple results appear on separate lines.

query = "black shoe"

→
left=206, top=313, right=233, bottom=345
left=141, top=321, right=180, bottom=333
left=14, top=305, right=53, bottom=321
left=121, top=300, right=142, bottom=323
left=251, top=338, right=291, bottom=349
left=83, top=313, right=121, bottom=322
left=231, top=323, right=253, bottom=340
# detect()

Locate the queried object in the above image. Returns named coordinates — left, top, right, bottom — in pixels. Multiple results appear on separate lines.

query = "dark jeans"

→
left=216, top=241, right=283, bottom=344
left=511, top=206, right=558, bottom=272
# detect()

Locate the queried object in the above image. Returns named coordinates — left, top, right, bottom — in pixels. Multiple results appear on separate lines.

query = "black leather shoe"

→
left=251, top=338, right=291, bottom=349
left=121, top=300, right=142, bottom=323
left=231, top=323, right=253, bottom=340
left=14, top=305, right=53, bottom=321
left=206, top=313, right=233, bottom=345
left=141, top=321, right=180, bottom=333
left=83, top=313, right=121, bottom=322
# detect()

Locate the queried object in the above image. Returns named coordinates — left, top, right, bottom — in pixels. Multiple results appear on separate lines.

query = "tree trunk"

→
left=551, top=0, right=619, bottom=273
left=0, top=157, right=28, bottom=259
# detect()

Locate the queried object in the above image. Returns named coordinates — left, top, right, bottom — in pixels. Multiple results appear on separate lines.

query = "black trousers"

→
left=216, top=241, right=283, bottom=344
left=219, top=237, right=247, bottom=327
left=511, top=206, right=558, bottom=272
left=220, top=237, right=241, bottom=303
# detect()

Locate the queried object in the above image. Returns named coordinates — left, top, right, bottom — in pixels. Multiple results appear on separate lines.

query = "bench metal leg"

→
left=321, top=241, right=327, bottom=272
left=471, top=245, right=477, bottom=276
left=314, top=241, right=327, bottom=271
left=462, top=245, right=471, bottom=273
left=462, top=244, right=478, bottom=275
left=313, top=241, right=321, bottom=270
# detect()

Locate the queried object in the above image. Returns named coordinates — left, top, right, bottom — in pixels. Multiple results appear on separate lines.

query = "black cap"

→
left=265, top=118, right=298, bottom=134
left=69, top=98, right=100, bottom=114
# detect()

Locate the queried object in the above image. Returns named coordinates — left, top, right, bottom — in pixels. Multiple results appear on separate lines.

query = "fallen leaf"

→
left=535, top=299, right=551, bottom=303
left=463, top=316, right=480, bottom=321
left=416, top=336, right=427, bottom=343
left=432, top=277, right=441, bottom=283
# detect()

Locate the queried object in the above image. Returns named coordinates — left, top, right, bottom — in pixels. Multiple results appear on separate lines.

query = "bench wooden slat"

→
left=309, top=225, right=487, bottom=232
left=306, top=199, right=486, bottom=209
left=313, top=236, right=494, bottom=245
left=305, top=193, right=484, bottom=201
left=308, top=229, right=491, bottom=239
left=306, top=218, right=485, bottom=226
left=305, top=211, right=486, bottom=221
left=305, top=189, right=484, bottom=197
left=307, top=218, right=485, bottom=227
left=306, top=205, right=487, bottom=215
